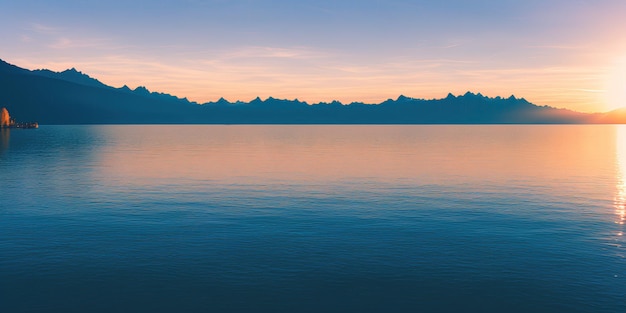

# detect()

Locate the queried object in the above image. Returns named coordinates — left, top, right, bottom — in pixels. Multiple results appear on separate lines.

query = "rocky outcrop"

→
left=0, top=107, right=37, bottom=128
left=1, top=107, right=10, bottom=127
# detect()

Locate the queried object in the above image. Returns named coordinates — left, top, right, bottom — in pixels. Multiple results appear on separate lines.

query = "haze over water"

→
left=1, top=125, right=625, bottom=312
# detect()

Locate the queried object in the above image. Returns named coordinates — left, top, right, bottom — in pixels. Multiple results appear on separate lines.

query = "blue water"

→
left=1, top=125, right=625, bottom=312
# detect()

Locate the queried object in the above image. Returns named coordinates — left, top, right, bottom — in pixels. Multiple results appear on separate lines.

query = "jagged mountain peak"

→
left=28, top=65, right=108, bottom=89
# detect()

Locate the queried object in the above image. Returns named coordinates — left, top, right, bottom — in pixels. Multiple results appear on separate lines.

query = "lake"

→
left=1, top=125, right=625, bottom=312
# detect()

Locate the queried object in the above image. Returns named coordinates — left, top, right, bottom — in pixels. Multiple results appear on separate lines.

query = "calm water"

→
left=1, top=125, right=625, bottom=313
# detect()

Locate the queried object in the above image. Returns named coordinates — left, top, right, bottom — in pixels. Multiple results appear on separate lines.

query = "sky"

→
left=1, top=0, right=626, bottom=112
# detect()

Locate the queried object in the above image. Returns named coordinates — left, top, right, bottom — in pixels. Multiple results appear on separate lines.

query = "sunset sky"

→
left=2, top=0, right=626, bottom=112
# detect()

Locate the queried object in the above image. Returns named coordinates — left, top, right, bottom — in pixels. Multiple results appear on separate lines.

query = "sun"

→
left=605, top=58, right=626, bottom=112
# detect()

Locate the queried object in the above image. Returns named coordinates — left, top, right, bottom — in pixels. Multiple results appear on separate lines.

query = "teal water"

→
left=1, top=125, right=625, bottom=312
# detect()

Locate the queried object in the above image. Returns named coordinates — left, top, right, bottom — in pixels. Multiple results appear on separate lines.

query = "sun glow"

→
left=605, top=58, right=626, bottom=112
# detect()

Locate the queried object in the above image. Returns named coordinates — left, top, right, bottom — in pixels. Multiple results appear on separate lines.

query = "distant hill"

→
left=0, top=58, right=623, bottom=124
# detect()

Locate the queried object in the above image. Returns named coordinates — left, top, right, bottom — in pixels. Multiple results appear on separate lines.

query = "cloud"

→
left=221, top=46, right=331, bottom=60
left=525, top=45, right=587, bottom=50
left=30, top=23, right=63, bottom=34
left=574, top=89, right=606, bottom=93
left=23, top=22, right=122, bottom=51
left=50, top=38, right=72, bottom=49
left=48, top=37, right=116, bottom=50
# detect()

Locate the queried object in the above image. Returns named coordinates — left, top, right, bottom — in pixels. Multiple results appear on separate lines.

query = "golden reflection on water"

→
left=0, top=128, right=9, bottom=154
left=616, top=125, right=626, bottom=229
left=95, top=125, right=616, bottom=188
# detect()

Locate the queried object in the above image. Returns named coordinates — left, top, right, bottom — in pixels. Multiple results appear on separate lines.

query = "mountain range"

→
left=1, top=58, right=624, bottom=124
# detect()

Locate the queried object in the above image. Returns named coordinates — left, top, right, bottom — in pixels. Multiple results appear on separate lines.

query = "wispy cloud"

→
left=30, top=23, right=63, bottom=34
left=23, top=22, right=123, bottom=51
left=49, top=38, right=72, bottom=49
left=222, top=46, right=331, bottom=60
left=574, top=88, right=606, bottom=93
left=525, top=45, right=587, bottom=50
left=441, top=43, right=462, bottom=49
left=48, top=37, right=116, bottom=50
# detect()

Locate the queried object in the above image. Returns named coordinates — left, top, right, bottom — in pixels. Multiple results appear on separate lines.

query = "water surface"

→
left=1, top=125, right=625, bottom=312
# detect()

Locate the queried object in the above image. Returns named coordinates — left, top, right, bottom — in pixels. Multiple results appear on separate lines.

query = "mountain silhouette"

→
left=0, top=59, right=622, bottom=124
left=31, top=68, right=109, bottom=89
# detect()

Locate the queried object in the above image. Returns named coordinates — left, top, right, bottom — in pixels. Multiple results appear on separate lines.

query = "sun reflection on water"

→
left=616, top=125, right=626, bottom=228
